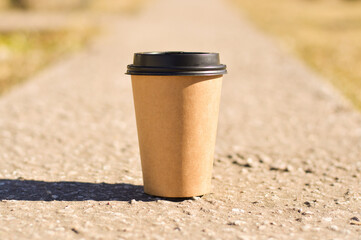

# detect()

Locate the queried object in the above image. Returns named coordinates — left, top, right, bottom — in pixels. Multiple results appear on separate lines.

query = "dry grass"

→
left=2, top=0, right=149, bottom=14
left=0, top=0, right=148, bottom=95
left=0, top=28, right=95, bottom=94
left=89, top=0, right=148, bottom=14
left=232, top=0, right=361, bottom=110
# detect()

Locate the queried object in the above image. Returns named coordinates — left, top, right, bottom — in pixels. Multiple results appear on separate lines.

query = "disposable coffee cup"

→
left=126, top=52, right=227, bottom=198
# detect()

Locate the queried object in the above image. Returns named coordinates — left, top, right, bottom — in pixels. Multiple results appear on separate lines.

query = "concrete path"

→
left=1, top=0, right=361, bottom=239
left=0, top=12, right=92, bottom=31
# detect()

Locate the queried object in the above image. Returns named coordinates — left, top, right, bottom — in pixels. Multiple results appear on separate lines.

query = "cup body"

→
left=131, top=75, right=222, bottom=197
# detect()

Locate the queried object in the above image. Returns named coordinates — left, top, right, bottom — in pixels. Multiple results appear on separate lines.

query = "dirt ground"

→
left=0, top=0, right=361, bottom=239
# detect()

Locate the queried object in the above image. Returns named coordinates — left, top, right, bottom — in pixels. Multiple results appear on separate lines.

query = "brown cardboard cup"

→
left=127, top=52, right=226, bottom=198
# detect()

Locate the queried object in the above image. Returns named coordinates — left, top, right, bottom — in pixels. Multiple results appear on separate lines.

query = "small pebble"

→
left=322, top=217, right=332, bottom=222
left=192, top=196, right=200, bottom=200
left=287, top=165, right=294, bottom=172
left=232, top=208, right=245, bottom=213
left=228, top=220, right=243, bottom=226
left=130, top=199, right=137, bottom=205
left=257, top=154, right=272, bottom=164
left=329, top=225, right=339, bottom=231
left=350, top=217, right=360, bottom=222
left=302, top=211, right=313, bottom=216
left=350, top=220, right=361, bottom=226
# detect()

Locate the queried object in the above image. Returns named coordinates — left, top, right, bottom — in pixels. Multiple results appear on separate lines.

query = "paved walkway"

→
left=0, top=12, right=92, bottom=31
left=1, top=0, right=361, bottom=239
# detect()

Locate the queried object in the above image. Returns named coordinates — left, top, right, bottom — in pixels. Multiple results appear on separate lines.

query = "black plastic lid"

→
left=126, top=51, right=227, bottom=76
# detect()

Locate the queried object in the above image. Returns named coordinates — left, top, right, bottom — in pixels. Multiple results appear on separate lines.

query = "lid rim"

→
left=127, top=64, right=227, bottom=69
left=127, top=51, right=227, bottom=76
left=126, top=71, right=227, bottom=76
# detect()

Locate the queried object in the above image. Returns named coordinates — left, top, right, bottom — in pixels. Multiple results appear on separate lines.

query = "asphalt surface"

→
left=1, top=0, right=361, bottom=239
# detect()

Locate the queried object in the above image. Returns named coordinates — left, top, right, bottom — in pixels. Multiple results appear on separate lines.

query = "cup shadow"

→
left=0, top=179, right=159, bottom=202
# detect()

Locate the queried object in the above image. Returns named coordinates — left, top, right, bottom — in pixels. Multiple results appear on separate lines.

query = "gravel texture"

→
left=1, top=0, right=361, bottom=239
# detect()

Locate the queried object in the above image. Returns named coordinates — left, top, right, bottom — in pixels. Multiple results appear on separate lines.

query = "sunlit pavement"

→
left=0, top=0, right=360, bottom=239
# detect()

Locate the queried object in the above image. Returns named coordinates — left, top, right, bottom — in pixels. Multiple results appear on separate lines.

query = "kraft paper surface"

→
left=131, top=75, right=223, bottom=197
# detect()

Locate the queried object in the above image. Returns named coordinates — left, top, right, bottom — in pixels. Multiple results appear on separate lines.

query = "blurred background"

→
left=0, top=0, right=147, bottom=95
left=0, top=0, right=360, bottom=110
left=232, top=0, right=361, bottom=111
